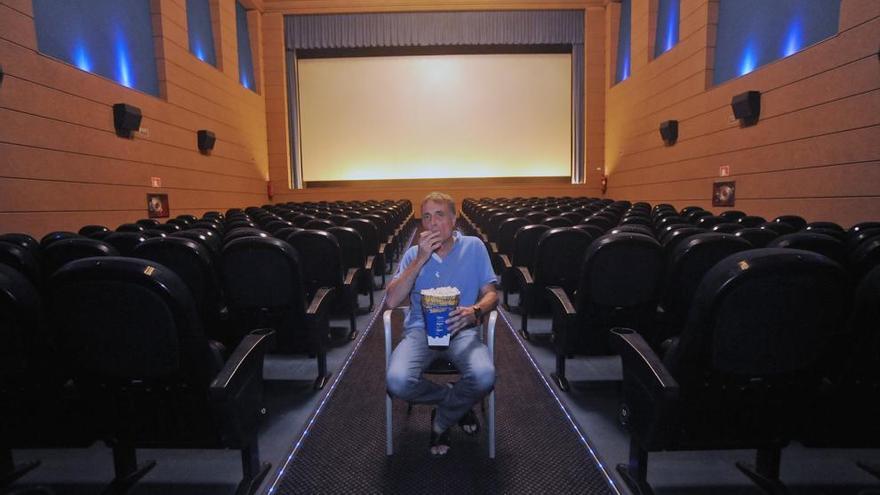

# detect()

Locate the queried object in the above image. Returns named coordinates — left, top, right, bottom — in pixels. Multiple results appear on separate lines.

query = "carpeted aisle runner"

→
left=274, top=309, right=616, bottom=494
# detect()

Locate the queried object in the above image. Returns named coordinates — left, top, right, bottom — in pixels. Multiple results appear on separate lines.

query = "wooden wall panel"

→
left=0, top=0, right=269, bottom=237
left=605, top=0, right=880, bottom=227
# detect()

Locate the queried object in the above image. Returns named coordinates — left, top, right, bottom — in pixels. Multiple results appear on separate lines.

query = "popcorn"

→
left=420, top=287, right=460, bottom=347
left=420, top=286, right=461, bottom=306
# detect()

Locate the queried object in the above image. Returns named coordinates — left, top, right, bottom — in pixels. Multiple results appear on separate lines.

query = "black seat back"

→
left=511, top=224, right=550, bottom=269
left=221, top=237, right=313, bottom=352
left=50, top=257, right=218, bottom=387
left=103, top=232, right=147, bottom=256
left=768, top=232, right=847, bottom=266
left=496, top=217, right=529, bottom=256
left=133, top=237, right=221, bottom=333
left=42, top=237, right=118, bottom=275
left=533, top=227, right=593, bottom=295
left=660, top=249, right=848, bottom=447
left=662, top=233, right=753, bottom=331
left=734, top=227, right=779, bottom=248
left=573, top=233, right=665, bottom=353
left=288, top=230, right=344, bottom=297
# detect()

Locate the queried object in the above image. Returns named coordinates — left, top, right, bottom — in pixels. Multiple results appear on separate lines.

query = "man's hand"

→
left=445, top=306, right=477, bottom=335
left=417, top=230, right=442, bottom=263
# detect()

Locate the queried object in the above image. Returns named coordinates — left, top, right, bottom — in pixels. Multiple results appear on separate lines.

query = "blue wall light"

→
left=73, top=40, right=91, bottom=72
left=784, top=18, right=803, bottom=57
left=615, top=0, right=632, bottom=83
left=714, top=0, right=841, bottom=85
left=187, top=0, right=217, bottom=66
left=236, top=1, right=256, bottom=91
left=115, top=29, right=133, bottom=88
left=655, top=0, right=680, bottom=58
left=33, top=0, right=159, bottom=96
left=739, top=41, right=757, bottom=76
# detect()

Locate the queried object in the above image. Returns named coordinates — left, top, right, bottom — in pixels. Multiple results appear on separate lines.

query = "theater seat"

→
left=133, top=237, right=224, bottom=339
left=514, top=227, right=593, bottom=339
left=0, top=264, right=96, bottom=486
left=546, top=232, right=664, bottom=391
left=768, top=232, right=847, bottom=266
left=660, top=233, right=752, bottom=340
left=42, top=237, right=118, bottom=275
left=49, top=257, right=274, bottom=494
left=800, top=264, right=880, bottom=454
left=612, top=248, right=850, bottom=495
left=221, top=237, right=334, bottom=389
left=288, top=229, right=359, bottom=339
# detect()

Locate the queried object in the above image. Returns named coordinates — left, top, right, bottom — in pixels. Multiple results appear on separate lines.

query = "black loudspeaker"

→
left=0, top=65, right=5, bottom=87
left=659, top=120, right=678, bottom=146
left=113, top=103, right=142, bottom=138
left=197, top=130, right=216, bottom=153
left=731, top=90, right=761, bottom=126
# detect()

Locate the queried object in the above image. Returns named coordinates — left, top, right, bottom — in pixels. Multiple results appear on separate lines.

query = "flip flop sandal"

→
left=458, top=409, right=480, bottom=436
left=430, top=409, right=451, bottom=456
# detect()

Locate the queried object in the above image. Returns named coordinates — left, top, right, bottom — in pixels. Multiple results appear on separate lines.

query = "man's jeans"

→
left=386, top=326, right=495, bottom=432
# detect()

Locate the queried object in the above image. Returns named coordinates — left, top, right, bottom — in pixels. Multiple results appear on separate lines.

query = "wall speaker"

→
left=113, top=103, right=142, bottom=138
left=731, top=91, right=761, bottom=126
left=197, top=130, right=216, bottom=153
left=659, top=120, right=678, bottom=145
left=0, top=65, right=5, bottom=87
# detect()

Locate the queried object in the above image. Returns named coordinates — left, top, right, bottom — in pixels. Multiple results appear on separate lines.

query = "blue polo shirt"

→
left=394, top=231, right=497, bottom=331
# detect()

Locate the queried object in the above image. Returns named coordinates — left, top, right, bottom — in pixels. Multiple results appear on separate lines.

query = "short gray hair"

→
left=421, top=192, right=456, bottom=216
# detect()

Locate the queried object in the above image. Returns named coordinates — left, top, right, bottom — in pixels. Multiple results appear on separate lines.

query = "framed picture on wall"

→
left=712, top=181, right=736, bottom=207
left=147, top=193, right=170, bottom=218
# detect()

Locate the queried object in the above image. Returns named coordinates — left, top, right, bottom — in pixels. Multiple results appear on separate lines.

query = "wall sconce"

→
left=113, top=103, right=142, bottom=138
left=197, top=130, right=216, bottom=154
left=659, top=120, right=678, bottom=146
left=731, top=91, right=761, bottom=127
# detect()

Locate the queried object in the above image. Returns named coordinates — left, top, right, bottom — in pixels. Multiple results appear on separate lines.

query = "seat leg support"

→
left=103, top=446, right=155, bottom=495
left=1, top=448, right=40, bottom=488
left=314, top=352, right=332, bottom=390
left=735, top=447, right=788, bottom=495
left=386, top=394, right=394, bottom=456
left=616, top=438, right=654, bottom=495
left=857, top=461, right=880, bottom=480
left=235, top=445, right=271, bottom=495
left=488, top=390, right=496, bottom=459
left=550, top=353, right=570, bottom=392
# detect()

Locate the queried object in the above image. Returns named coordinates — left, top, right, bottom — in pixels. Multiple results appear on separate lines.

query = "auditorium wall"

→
left=0, top=0, right=270, bottom=237
left=259, top=0, right=607, bottom=207
left=604, top=0, right=880, bottom=227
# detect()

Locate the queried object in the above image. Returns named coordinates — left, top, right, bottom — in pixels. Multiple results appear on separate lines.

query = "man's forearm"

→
left=385, top=257, right=426, bottom=308
left=474, top=287, right=499, bottom=313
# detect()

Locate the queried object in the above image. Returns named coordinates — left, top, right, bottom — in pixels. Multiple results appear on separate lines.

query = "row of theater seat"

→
left=462, top=196, right=880, bottom=495
left=0, top=199, right=414, bottom=494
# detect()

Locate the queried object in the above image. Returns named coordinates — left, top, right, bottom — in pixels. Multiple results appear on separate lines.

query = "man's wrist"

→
left=472, top=305, right=483, bottom=324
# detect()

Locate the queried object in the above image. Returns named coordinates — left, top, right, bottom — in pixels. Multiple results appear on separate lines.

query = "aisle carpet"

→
left=274, top=309, right=616, bottom=494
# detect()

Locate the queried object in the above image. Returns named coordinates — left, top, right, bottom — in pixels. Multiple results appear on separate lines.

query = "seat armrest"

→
left=489, top=242, right=498, bottom=254
left=384, top=309, right=396, bottom=367
left=546, top=286, right=577, bottom=347
left=344, top=267, right=358, bottom=286
left=486, top=311, right=497, bottom=364
left=499, top=254, right=512, bottom=270
left=546, top=286, right=576, bottom=316
left=365, top=255, right=375, bottom=272
left=514, top=266, right=534, bottom=286
left=307, top=287, right=335, bottom=317
left=209, top=328, right=275, bottom=446
left=611, top=328, right=680, bottom=449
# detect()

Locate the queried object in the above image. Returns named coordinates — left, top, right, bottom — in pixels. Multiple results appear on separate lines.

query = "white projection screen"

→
left=296, top=53, right=571, bottom=182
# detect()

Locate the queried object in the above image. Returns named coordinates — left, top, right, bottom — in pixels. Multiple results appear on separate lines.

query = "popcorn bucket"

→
left=420, top=287, right=460, bottom=348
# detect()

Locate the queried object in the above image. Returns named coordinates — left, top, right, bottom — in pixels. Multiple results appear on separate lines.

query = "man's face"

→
left=421, top=200, right=456, bottom=244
